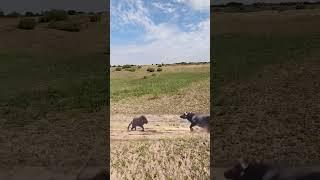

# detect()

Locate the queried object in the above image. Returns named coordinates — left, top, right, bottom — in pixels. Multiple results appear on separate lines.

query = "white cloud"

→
left=111, top=0, right=210, bottom=65
left=174, top=0, right=209, bottom=11
left=152, top=2, right=176, bottom=13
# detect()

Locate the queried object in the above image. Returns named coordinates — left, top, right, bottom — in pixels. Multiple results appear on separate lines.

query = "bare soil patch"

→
left=111, top=114, right=208, bottom=140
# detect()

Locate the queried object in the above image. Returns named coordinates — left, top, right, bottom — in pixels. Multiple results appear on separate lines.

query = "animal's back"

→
left=192, top=114, right=210, bottom=127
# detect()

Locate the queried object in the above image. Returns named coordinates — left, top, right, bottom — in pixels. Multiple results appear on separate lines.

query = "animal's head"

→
left=180, top=112, right=195, bottom=119
left=224, top=158, right=249, bottom=180
left=141, top=115, right=148, bottom=124
left=224, top=158, right=264, bottom=180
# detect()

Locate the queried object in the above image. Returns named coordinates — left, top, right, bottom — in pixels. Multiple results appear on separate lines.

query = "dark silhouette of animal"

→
left=224, top=158, right=320, bottom=180
left=127, top=115, right=148, bottom=131
left=77, top=169, right=108, bottom=180
left=179, top=112, right=210, bottom=131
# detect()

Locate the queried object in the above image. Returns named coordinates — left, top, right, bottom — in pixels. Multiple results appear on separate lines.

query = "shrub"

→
left=143, top=76, right=147, bottom=79
left=152, top=73, right=156, bottom=76
left=122, top=64, right=132, bottom=69
left=48, top=20, right=83, bottom=32
left=89, top=14, right=101, bottom=22
left=157, top=64, right=162, bottom=67
left=137, top=66, right=142, bottom=69
left=115, top=67, right=122, bottom=71
left=17, top=18, right=37, bottom=30
left=39, top=9, right=68, bottom=23
left=147, top=68, right=155, bottom=72
left=157, top=68, right=162, bottom=72
left=0, top=11, right=4, bottom=17
left=67, top=10, right=77, bottom=15
left=25, top=11, right=35, bottom=17
left=226, top=2, right=243, bottom=7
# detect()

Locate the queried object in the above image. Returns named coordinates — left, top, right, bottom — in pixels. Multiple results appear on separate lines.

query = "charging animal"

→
left=180, top=112, right=210, bottom=131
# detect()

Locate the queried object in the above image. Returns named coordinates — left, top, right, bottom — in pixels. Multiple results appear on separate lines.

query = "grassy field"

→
left=0, top=14, right=108, bottom=178
left=212, top=9, right=320, bottom=95
left=110, top=64, right=210, bottom=179
left=211, top=7, right=320, bottom=177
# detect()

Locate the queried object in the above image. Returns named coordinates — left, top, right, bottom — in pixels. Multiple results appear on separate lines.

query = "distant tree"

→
left=226, top=2, right=243, bottom=6
left=39, top=9, right=68, bottom=23
left=6, top=11, right=20, bottom=17
left=0, top=11, right=4, bottom=17
left=296, top=3, right=305, bottom=9
left=25, top=11, right=34, bottom=17
left=67, top=10, right=77, bottom=15
left=122, top=64, right=132, bottom=69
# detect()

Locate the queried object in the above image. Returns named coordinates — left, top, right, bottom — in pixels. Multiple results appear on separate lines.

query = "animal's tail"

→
left=127, top=122, right=132, bottom=131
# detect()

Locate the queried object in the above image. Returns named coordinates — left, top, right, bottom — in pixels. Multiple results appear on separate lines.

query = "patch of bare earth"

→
left=111, top=114, right=208, bottom=141
left=212, top=62, right=320, bottom=168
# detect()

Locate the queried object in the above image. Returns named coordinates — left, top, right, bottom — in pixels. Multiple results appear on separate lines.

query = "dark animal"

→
left=127, top=115, right=148, bottom=131
left=180, top=112, right=210, bottom=131
left=224, top=158, right=320, bottom=180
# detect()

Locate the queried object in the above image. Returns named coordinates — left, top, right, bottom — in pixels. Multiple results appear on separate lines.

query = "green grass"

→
left=111, top=71, right=209, bottom=101
left=212, top=33, right=320, bottom=95
left=0, top=50, right=108, bottom=127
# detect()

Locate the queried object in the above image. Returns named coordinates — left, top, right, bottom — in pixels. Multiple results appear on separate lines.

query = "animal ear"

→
left=239, top=158, right=249, bottom=169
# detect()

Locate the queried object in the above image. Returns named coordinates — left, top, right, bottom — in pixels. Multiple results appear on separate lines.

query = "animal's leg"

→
left=131, top=126, right=135, bottom=131
left=190, top=123, right=196, bottom=132
left=140, top=125, right=144, bottom=131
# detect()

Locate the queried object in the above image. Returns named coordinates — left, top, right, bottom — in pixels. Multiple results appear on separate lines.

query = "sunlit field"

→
left=110, top=64, right=210, bottom=179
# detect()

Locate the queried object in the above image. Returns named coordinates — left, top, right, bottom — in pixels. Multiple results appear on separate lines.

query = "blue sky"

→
left=111, top=0, right=210, bottom=65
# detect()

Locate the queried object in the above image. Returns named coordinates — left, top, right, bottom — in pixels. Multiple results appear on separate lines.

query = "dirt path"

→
left=111, top=114, right=209, bottom=140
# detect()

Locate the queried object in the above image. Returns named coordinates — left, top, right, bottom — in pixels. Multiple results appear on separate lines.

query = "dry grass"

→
left=111, top=134, right=210, bottom=180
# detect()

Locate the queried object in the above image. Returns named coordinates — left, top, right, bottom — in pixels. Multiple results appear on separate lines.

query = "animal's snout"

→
left=180, top=114, right=186, bottom=118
